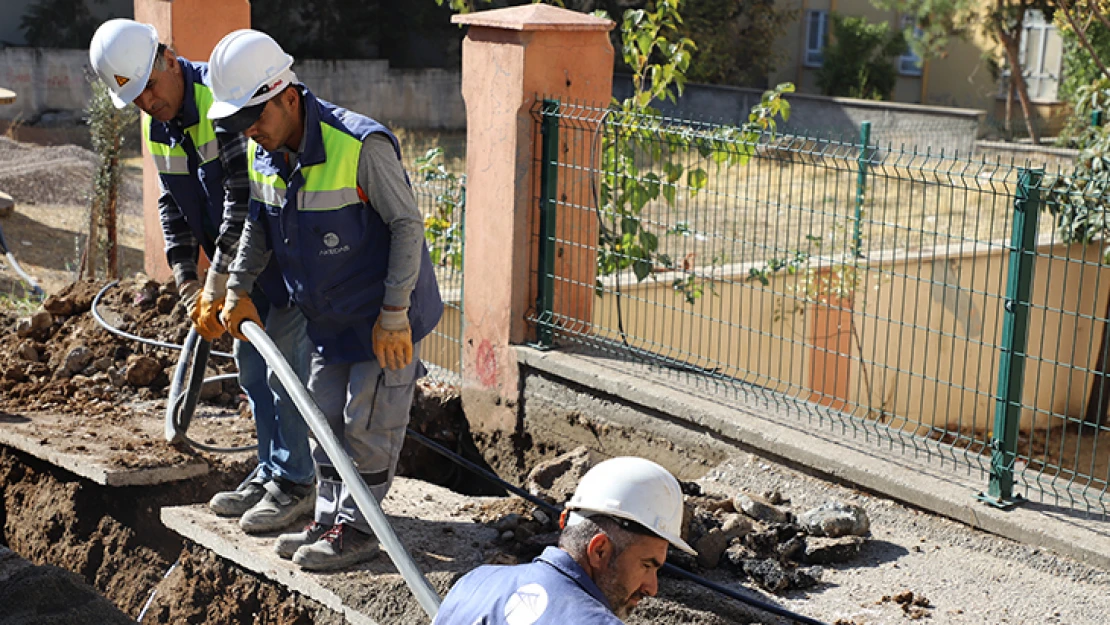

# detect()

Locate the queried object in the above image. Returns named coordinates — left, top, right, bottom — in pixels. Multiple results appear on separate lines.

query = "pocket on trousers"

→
left=382, top=356, right=426, bottom=388
left=366, top=357, right=426, bottom=434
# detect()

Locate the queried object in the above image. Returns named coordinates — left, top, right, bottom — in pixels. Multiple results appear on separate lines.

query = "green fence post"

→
left=535, top=99, right=560, bottom=348
left=853, top=121, right=871, bottom=258
left=1094, top=110, right=1104, bottom=128
left=979, top=168, right=1043, bottom=509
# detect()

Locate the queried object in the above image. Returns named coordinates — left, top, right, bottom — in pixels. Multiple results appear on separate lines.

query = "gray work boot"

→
left=239, top=479, right=314, bottom=534
left=208, top=480, right=267, bottom=517
left=292, top=523, right=380, bottom=571
left=274, top=521, right=330, bottom=559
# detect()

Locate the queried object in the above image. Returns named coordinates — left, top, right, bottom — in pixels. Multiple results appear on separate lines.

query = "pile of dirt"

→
left=0, top=278, right=239, bottom=415
left=470, top=447, right=874, bottom=597
left=0, top=137, right=141, bottom=215
left=0, top=278, right=245, bottom=470
left=0, top=558, right=135, bottom=625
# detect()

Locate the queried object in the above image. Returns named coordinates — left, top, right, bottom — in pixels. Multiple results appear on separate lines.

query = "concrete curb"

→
left=515, top=346, right=1110, bottom=571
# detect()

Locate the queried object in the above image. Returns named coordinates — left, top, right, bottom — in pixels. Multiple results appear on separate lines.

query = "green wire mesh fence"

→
left=407, top=148, right=465, bottom=386
left=528, top=98, right=1110, bottom=516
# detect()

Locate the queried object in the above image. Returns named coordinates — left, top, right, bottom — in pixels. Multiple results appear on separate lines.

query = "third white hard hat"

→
left=566, top=456, right=696, bottom=555
left=207, top=29, right=297, bottom=123
left=89, top=19, right=160, bottom=108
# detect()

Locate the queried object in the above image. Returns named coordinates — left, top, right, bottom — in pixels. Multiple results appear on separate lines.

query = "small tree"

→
left=82, top=77, right=137, bottom=280
left=872, top=0, right=1053, bottom=143
left=816, top=15, right=904, bottom=100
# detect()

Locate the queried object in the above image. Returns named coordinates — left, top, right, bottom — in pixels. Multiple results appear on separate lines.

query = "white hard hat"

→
left=566, top=456, right=695, bottom=555
left=207, top=29, right=298, bottom=131
left=89, top=19, right=160, bottom=108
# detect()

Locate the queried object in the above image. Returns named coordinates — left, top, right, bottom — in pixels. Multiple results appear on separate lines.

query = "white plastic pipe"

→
left=240, top=320, right=441, bottom=619
left=5, top=252, right=43, bottom=298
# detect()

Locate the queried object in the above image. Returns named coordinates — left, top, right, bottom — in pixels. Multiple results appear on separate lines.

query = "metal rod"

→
left=981, top=168, right=1043, bottom=508
left=536, top=98, right=560, bottom=347
left=240, top=320, right=441, bottom=619
left=852, top=121, right=871, bottom=259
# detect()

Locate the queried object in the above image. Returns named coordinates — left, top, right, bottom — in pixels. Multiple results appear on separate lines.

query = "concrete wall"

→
left=0, top=48, right=91, bottom=123
left=615, top=75, right=986, bottom=155
left=0, top=48, right=467, bottom=131
left=296, top=59, right=465, bottom=130
left=589, top=240, right=1110, bottom=440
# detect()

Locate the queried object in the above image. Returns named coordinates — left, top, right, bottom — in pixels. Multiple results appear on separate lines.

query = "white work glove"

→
left=193, top=272, right=229, bottom=341
left=373, top=307, right=413, bottom=370
left=202, top=270, right=229, bottom=302
left=178, top=279, right=201, bottom=319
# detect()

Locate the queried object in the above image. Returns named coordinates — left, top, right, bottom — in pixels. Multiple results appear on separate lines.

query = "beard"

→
left=594, top=569, right=642, bottom=620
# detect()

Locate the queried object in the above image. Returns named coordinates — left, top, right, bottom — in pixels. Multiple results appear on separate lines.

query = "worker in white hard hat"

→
left=204, top=29, right=443, bottom=571
left=88, top=20, right=316, bottom=533
left=434, top=457, right=696, bottom=624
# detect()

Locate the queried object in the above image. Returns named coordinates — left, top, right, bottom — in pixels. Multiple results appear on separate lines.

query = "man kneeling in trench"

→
left=433, top=456, right=696, bottom=624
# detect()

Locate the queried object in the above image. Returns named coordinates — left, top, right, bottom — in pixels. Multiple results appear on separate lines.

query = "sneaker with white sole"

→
left=292, top=523, right=380, bottom=571
left=274, top=521, right=330, bottom=559
left=239, top=479, right=314, bottom=534
left=208, top=480, right=266, bottom=517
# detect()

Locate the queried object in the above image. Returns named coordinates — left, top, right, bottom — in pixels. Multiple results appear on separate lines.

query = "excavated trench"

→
left=0, top=280, right=856, bottom=624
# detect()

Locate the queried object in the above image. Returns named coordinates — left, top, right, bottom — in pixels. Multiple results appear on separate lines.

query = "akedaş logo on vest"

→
left=320, top=232, right=349, bottom=256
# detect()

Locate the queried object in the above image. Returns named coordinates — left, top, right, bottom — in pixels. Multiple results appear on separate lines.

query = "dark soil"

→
left=0, top=561, right=135, bottom=625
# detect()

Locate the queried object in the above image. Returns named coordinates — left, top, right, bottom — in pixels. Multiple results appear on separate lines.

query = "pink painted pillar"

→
left=133, top=0, right=250, bottom=282
left=453, top=5, right=613, bottom=432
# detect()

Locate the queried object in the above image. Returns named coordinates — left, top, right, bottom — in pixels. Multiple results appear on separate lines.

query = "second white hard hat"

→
left=565, top=456, right=696, bottom=555
left=89, top=19, right=160, bottom=108
left=207, top=29, right=297, bottom=123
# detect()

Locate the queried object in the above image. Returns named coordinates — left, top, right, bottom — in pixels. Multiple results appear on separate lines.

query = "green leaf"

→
left=662, top=184, right=676, bottom=205
left=633, top=259, right=653, bottom=282
left=621, top=217, right=640, bottom=236
left=663, top=161, right=683, bottom=183
left=639, top=230, right=659, bottom=252
left=687, top=168, right=708, bottom=190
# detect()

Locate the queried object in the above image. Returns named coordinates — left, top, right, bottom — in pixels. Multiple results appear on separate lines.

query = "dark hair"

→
left=559, top=514, right=646, bottom=561
left=152, top=43, right=170, bottom=71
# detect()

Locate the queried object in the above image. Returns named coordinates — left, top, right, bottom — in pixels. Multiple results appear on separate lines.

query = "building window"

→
left=999, top=9, right=1063, bottom=102
left=899, top=16, right=923, bottom=76
left=805, top=10, right=828, bottom=68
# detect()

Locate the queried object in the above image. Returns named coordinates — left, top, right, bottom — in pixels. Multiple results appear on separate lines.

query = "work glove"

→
left=220, top=288, right=264, bottom=342
left=192, top=272, right=229, bottom=341
left=177, top=279, right=201, bottom=320
left=373, top=307, right=413, bottom=371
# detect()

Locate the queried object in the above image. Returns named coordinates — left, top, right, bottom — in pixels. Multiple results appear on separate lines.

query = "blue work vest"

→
left=247, top=90, right=443, bottom=364
left=144, top=58, right=287, bottom=307
left=432, top=547, right=624, bottom=625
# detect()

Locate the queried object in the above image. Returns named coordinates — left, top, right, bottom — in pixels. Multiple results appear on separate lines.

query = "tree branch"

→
left=1059, top=0, right=1110, bottom=84
left=1089, top=0, right=1110, bottom=35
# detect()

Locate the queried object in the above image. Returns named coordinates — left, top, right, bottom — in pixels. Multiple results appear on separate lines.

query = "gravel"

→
left=0, top=137, right=141, bottom=214
left=696, top=454, right=1110, bottom=624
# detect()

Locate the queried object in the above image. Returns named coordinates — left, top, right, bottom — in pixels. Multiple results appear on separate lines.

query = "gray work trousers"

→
left=307, top=342, right=424, bottom=533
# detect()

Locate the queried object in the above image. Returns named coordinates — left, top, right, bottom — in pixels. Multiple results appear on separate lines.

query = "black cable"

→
left=93, top=280, right=253, bottom=453
left=403, top=428, right=829, bottom=625
left=92, top=281, right=235, bottom=359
